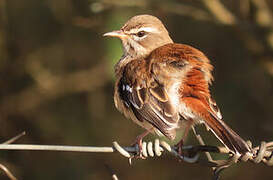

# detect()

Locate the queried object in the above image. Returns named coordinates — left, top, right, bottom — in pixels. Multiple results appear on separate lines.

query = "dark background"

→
left=0, top=0, right=272, bottom=179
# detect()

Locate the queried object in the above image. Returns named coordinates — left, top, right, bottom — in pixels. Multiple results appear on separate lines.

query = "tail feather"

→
left=205, top=115, right=250, bottom=154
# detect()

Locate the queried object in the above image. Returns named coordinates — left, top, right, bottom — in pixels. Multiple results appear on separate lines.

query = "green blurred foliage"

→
left=0, top=0, right=272, bottom=179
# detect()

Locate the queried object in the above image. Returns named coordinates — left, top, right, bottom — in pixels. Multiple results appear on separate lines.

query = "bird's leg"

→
left=131, top=129, right=151, bottom=159
left=176, top=119, right=194, bottom=156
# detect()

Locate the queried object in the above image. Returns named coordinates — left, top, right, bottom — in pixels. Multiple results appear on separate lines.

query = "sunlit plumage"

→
left=104, top=14, right=250, bottom=155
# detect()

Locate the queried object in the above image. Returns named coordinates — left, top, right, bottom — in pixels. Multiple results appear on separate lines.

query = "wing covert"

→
left=117, top=61, right=180, bottom=140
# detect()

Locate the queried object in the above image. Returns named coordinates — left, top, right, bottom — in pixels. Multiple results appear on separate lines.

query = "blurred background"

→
left=0, top=0, right=272, bottom=179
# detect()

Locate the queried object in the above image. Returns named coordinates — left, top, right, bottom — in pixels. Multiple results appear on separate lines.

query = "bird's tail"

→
left=205, top=115, right=250, bottom=155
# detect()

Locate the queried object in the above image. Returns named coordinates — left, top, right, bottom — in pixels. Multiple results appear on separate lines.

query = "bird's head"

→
left=104, top=14, right=173, bottom=59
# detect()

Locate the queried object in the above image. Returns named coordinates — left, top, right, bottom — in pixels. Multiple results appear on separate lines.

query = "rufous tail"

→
left=206, top=115, right=250, bottom=154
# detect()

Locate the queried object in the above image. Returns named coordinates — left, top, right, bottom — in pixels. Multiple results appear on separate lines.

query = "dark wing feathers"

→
left=149, top=85, right=168, bottom=102
left=131, top=87, right=143, bottom=109
left=118, top=64, right=179, bottom=140
left=131, top=103, right=176, bottom=139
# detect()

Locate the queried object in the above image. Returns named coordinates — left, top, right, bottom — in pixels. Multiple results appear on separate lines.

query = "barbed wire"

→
left=0, top=132, right=272, bottom=180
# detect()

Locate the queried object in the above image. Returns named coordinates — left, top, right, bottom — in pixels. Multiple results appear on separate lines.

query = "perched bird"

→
left=104, top=14, right=250, bottom=155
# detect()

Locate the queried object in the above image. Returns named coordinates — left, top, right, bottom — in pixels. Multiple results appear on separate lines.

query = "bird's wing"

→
left=118, top=59, right=179, bottom=140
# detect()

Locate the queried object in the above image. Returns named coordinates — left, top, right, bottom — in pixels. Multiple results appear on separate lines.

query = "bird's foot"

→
left=175, top=139, right=184, bottom=161
left=131, top=136, right=146, bottom=160
left=129, top=130, right=152, bottom=162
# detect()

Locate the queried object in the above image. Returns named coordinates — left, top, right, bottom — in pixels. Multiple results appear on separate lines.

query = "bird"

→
left=104, top=14, right=251, bottom=156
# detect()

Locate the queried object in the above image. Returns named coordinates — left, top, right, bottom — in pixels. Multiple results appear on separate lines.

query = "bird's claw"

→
left=130, top=141, right=146, bottom=161
left=175, top=139, right=184, bottom=161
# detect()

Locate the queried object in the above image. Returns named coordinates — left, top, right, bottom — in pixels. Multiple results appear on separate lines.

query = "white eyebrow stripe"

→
left=128, top=27, right=159, bottom=34
left=138, top=27, right=159, bottom=33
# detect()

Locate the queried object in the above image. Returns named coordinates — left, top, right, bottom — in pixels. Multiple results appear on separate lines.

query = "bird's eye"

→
left=136, top=31, right=146, bottom=37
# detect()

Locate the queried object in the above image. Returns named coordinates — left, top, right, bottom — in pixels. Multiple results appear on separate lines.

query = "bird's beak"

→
left=103, top=30, right=127, bottom=39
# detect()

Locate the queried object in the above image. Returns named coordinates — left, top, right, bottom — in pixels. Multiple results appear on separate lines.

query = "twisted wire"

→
left=1, top=133, right=272, bottom=180
left=212, top=141, right=273, bottom=180
left=240, top=141, right=273, bottom=166
left=112, top=139, right=199, bottom=164
left=113, top=139, right=273, bottom=167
